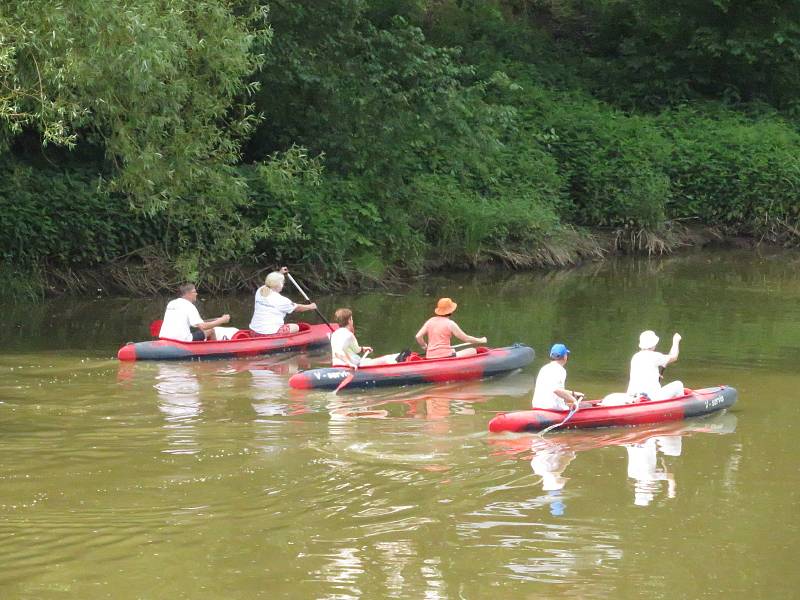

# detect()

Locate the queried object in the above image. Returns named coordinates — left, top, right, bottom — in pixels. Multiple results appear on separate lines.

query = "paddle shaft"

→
left=334, top=349, right=371, bottom=394
left=285, top=272, right=334, bottom=332
left=451, top=342, right=478, bottom=349
left=539, top=402, right=580, bottom=436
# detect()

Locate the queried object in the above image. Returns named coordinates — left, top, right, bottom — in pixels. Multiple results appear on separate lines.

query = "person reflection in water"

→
left=625, top=436, right=680, bottom=506
left=530, top=439, right=576, bottom=517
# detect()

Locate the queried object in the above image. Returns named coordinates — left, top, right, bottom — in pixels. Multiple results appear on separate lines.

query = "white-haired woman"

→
left=249, top=267, right=317, bottom=335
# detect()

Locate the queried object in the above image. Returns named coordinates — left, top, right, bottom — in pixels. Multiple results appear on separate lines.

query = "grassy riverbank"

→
left=0, top=223, right=761, bottom=300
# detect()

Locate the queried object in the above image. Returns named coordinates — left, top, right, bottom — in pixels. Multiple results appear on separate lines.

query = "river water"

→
left=1, top=249, right=798, bottom=599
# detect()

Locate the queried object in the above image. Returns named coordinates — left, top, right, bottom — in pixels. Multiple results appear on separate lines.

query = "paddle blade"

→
left=149, top=319, right=163, bottom=338
left=334, top=372, right=355, bottom=394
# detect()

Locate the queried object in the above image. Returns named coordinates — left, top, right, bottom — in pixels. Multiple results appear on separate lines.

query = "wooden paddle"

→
left=334, top=350, right=371, bottom=394
left=285, top=272, right=334, bottom=332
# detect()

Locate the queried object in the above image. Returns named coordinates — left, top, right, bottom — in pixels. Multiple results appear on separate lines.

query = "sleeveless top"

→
left=423, top=316, right=454, bottom=359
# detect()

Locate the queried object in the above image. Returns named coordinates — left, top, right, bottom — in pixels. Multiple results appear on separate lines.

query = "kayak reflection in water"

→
left=625, top=436, right=680, bottom=507
left=415, top=297, right=486, bottom=359
left=529, top=438, right=577, bottom=517
left=330, top=308, right=399, bottom=367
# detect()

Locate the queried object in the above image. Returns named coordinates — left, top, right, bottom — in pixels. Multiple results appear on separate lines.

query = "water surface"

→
left=1, top=249, right=799, bottom=598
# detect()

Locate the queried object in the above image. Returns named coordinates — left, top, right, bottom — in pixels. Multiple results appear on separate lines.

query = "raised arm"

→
left=665, top=333, right=681, bottom=365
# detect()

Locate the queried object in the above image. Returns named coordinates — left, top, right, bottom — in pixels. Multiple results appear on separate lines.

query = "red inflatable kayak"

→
left=488, top=385, right=737, bottom=433
left=289, top=344, right=535, bottom=390
left=117, top=322, right=336, bottom=361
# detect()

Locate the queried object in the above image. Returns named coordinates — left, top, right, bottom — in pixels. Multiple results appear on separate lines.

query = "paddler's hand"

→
left=220, top=314, right=231, bottom=324
left=673, top=333, right=682, bottom=343
left=477, top=337, right=487, bottom=344
left=362, top=346, right=373, bottom=354
left=279, top=266, right=289, bottom=274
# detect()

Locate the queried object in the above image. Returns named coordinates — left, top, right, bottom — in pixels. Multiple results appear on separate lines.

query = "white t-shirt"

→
left=626, top=350, right=670, bottom=397
left=249, top=288, right=296, bottom=334
left=330, top=327, right=361, bottom=367
left=159, top=297, right=203, bottom=342
left=532, top=361, right=569, bottom=410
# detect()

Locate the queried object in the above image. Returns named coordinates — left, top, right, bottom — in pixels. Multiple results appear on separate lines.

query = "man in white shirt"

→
left=626, top=330, right=683, bottom=400
left=158, top=283, right=231, bottom=342
left=531, top=344, right=583, bottom=410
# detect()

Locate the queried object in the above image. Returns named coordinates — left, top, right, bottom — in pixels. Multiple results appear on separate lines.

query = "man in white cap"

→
left=532, top=343, right=584, bottom=410
left=626, top=330, right=683, bottom=401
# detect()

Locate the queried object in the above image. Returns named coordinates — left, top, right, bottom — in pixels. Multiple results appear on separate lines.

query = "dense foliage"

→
left=2, top=0, right=800, bottom=297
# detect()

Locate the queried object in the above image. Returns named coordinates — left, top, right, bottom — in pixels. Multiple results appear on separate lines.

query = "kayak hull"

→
left=117, top=323, right=335, bottom=361
left=488, top=385, right=737, bottom=433
left=289, top=344, right=535, bottom=390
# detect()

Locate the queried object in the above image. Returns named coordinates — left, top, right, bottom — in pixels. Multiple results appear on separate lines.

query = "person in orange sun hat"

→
left=414, top=297, right=487, bottom=359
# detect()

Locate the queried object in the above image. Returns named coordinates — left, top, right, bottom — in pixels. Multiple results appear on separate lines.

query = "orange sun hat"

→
left=434, top=297, right=458, bottom=316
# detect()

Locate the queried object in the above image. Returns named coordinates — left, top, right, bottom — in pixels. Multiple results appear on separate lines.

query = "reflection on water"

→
left=498, top=414, right=739, bottom=512
left=529, top=439, right=576, bottom=516
left=155, top=363, right=202, bottom=454
left=625, top=437, right=678, bottom=506
left=323, top=371, right=533, bottom=423
left=245, top=354, right=312, bottom=417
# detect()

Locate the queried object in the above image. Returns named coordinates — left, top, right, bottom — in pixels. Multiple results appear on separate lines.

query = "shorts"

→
left=252, top=324, right=292, bottom=337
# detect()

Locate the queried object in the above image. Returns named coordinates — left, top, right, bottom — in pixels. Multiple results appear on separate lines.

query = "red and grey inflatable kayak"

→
left=117, top=322, right=335, bottom=361
left=288, top=344, right=535, bottom=390
left=488, top=385, right=737, bottom=433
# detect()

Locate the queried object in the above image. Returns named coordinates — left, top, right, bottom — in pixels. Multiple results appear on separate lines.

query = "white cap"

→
left=638, top=330, right=659, bottom=349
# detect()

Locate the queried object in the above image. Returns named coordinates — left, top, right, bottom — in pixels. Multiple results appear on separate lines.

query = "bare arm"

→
left=333, top=349, right=356, bottom=367
left=197, top=314, right=231, bottom=331
left=415, top=322, right=428, bottom=350
left=665, top=333, right=681, bottom=365
left=449, top=321, right=487, bottom=345
left=554, top=388, right=583, bottom=408
left=292, top=302, right=317, bottom=313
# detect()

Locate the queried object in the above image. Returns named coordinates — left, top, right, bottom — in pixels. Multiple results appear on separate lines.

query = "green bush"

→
left=658, top=107, right=800, bottom=240
left=0, top=162, right=164, bottom=267
left=516, top=87, right=672, bottom=230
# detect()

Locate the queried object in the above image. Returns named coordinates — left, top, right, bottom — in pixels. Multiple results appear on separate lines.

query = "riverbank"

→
left=1, top=223, right=776, bottom=301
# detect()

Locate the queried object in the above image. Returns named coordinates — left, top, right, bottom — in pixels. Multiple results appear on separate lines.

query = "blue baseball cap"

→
left=549, top=343, right=570, bottom=359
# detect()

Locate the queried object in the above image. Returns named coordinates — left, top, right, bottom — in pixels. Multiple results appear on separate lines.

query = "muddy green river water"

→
left=1, top=249, right=798, bottom=599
